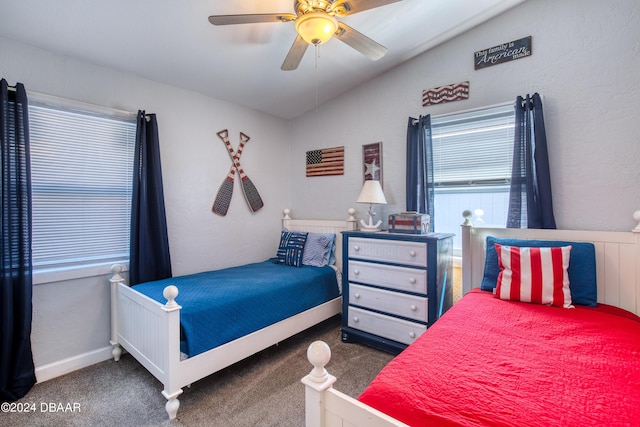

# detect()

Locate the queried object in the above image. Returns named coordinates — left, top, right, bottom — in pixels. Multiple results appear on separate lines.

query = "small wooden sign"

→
left=474, top=36, right=532, bottom=70
left=306, top=146, right=344, bottom=177
left=422, top=81, right=469, bottom=107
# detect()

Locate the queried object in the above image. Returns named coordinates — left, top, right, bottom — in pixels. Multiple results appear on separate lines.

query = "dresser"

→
left=341, top=231, right=454, bottom=354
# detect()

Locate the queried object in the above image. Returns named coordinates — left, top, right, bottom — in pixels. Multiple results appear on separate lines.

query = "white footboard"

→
left=110, top=267, right=183, bottom=419
left=302, top=341, right=409, bottom=427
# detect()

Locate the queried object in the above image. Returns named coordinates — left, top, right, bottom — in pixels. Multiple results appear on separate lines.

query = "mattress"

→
left=358, top=288, right=640, bottom=427
left=134, top=260, right=340, bottom=357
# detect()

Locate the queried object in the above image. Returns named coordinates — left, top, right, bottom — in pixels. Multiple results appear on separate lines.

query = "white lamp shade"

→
left=356, top=180, right=387, bottom=204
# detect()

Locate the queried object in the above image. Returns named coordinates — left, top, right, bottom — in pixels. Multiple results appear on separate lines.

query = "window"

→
left=431, top=103, right=515, bottom=255
left=28, top=96, right=136, bottom=282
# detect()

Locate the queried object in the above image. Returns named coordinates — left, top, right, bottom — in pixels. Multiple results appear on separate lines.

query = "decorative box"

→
left=388, top=212, right=430, bottom=234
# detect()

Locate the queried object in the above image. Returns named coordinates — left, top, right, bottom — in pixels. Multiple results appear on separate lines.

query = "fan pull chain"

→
left=314, top=44, right=319, bottom=110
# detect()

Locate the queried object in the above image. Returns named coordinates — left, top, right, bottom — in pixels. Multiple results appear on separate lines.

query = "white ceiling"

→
left=0, top=0, right=526, bottom=119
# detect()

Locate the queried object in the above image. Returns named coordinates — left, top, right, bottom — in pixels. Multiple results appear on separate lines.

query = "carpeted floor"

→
left=4, top=315, right=395, bottom=427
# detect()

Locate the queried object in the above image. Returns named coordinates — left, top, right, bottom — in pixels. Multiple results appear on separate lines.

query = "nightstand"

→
left=341, top=231, right=454, bottom=354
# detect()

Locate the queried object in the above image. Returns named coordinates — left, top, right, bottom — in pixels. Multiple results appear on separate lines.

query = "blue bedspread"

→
left=133, top=260, right=340, bottom=357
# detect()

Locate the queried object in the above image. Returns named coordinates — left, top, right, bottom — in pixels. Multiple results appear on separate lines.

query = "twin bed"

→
left=302, top=215, right=640, bottom=426
left=109, top=209, right=357, bottom=419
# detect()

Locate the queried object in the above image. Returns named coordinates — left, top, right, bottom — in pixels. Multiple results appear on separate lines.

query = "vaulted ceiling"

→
left=0, top=0, right=526, bottom=119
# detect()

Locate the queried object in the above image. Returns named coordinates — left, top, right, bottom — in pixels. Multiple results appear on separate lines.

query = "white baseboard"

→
left=35, top=346, right=113, bottom=383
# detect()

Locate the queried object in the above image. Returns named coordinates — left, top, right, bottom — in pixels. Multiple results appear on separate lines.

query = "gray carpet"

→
left=5, top=316, right=395, bottom=427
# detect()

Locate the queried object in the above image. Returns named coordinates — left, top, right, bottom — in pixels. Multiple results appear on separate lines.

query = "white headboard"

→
left=461, top=219, right=640, bottom=316
left=282, top=208, right=358, bottom=272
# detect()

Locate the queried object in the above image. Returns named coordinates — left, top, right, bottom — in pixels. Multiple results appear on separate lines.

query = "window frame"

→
left=430, top=101, right=515, bottom=256
left=28, top=92, right=136, bottom=284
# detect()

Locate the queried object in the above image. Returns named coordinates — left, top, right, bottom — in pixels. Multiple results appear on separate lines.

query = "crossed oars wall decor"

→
left=212, top=129, right=264, bottom=216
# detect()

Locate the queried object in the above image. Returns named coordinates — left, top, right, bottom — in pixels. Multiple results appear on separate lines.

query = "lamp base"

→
left=359, top=214, right=383, bottom=232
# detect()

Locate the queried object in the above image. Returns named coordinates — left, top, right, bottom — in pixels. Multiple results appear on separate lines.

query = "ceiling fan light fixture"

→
left=295, top=12, right=338, bottom=45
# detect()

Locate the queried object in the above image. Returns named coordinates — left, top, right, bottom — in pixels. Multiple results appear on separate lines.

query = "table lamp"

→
left=356, top=180, right=387, bottom=232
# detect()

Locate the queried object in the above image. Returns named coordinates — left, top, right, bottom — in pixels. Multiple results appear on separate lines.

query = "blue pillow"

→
left=481, top=236, right=597, bottom=306
left=302, top=232, right=336, bottom=267
left=274, top=231, right=308, bottom=267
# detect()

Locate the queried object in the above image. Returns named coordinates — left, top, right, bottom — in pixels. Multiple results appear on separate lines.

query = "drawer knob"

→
left=409, top=250, right=416, bottom=257
left=354, top=293, right=360, bottom=299
left=354, top=245, right=360, bottom=251
left=353, top=316, right=359, bottom=323
left=409, top=332, right=416, bottom=338
left=409, top=277, right=417, bottom=284
left=410, top=304, right=417, bottom=311
left=353, top=269, right=360, bottom=275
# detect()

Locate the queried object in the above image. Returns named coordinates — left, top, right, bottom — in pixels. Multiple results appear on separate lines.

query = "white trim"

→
left=430, top=99, right=514, bottom=120
left=34, top=262, right=129, bottom=285
left=27, top=90, right=137, bottom=122
left=35, top=346, right=113, bottom=383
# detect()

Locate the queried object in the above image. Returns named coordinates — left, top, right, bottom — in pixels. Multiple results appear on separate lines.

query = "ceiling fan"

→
left=208, top=0, right=402, bottom=71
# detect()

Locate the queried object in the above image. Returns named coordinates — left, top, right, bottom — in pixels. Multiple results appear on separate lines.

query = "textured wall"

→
left=289, top=0, right=640, bottom=232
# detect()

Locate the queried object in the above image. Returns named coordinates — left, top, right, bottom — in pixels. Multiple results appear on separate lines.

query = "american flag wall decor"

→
left=306, top=146, right=345, bottom=177
left=422, top=81, right=469, bottom=106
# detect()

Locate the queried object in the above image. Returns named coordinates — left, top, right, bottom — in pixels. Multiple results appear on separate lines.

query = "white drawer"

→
left=348, top=260, right=427, bottom=294
left=349, top=284, right=428, bottom=322
left=348, top=237, right=427, bottom=267
left=347, top=307, right=426, bottom=345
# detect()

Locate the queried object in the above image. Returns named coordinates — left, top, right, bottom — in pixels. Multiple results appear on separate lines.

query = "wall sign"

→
left=474, top=36, right=532, bottom=70
left=422, top=81, right=469, bottom=107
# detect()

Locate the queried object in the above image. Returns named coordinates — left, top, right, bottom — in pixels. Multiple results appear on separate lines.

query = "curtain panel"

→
left=0, top=79, right=36, bottom=400
left=406, top=115, right=434, bottom=231
left=129, top=111, right=172, bottom=286
left=507, top=93, right=556, bottom=229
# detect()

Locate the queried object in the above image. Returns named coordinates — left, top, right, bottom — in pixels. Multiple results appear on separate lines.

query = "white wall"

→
left=0, top=37, right=291, bottom=379
left=290, top=0, right=640, bottom=233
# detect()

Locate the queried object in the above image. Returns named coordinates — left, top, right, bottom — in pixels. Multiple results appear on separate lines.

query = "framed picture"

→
left=362, top=142, right=382, bottom=183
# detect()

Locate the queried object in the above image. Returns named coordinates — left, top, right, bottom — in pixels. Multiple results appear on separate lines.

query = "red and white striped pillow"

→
left=495, top=244, right=573, bottom=308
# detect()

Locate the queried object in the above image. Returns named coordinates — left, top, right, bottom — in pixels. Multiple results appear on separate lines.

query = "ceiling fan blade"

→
left=208, top=13, right=296, bottom=25
left=334, top=22, right=388, bottom=61
left=329, top=0, right=402, bottom=16
left=281, top=35, right=309, bottom=71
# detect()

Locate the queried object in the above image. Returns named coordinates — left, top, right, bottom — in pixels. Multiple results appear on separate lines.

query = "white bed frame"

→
left=301, top=212, right=640, bottom=427
left=109, top=209, right=358, bottom=419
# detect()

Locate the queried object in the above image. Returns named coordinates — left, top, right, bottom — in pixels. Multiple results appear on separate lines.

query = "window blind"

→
left=29, top=103, right=135, bottom=272
left=431, top=103, right=515, bottom=187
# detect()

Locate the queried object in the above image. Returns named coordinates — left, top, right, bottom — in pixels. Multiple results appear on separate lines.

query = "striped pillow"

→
left=274, top=231, right=308, bottom=267
left=495, top=244, right=573, bottom=308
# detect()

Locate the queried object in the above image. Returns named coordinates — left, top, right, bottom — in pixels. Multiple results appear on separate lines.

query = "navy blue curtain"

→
left=129, top=111, right=172, bottom=286
left=406, top=115, right=434, bottom=231
left=507, top=93, right=556, bottom=229
left=0, top=79, right=36, bottom=401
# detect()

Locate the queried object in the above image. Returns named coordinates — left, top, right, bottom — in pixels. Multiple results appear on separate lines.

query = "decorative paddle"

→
left=212, top=166, right=235, bottom=216
left=227, top=132, right=264, bottom=212
left=212, top=129, right=240, bottom=215
left=217, top=130, right=264, bottom=213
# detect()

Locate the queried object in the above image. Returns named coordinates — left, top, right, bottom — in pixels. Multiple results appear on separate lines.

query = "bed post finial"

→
left=163, top=285, right=180, bottom=309
left=306, top=340, right=331, bottom=383
left=347, top=207, right=357, bottom=222
left=283, top=208, right=292, bottom=220
left=302, top=341, right=337, bottom=427
left=462, top=209, right=473, bottom=226
left=633, top=210, right=640, bottom=233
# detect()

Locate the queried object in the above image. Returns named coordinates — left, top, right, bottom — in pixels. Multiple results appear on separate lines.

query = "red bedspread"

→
left=358, top=289, right=640, bottom=427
